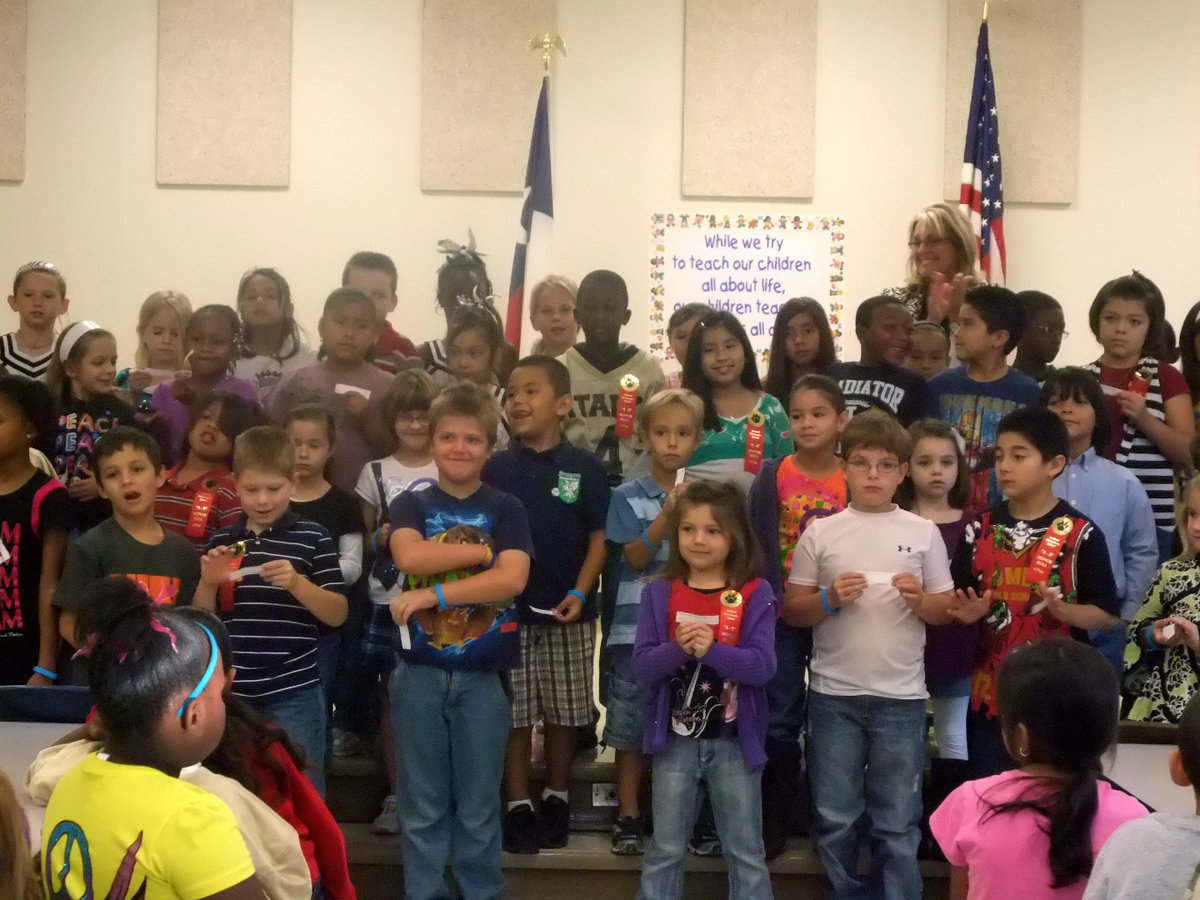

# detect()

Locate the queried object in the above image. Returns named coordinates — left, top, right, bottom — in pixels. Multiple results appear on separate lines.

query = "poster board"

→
left=649, top=213, right=845, bottom=368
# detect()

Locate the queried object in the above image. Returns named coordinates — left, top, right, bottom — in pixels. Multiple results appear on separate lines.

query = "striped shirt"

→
left=207, top=511, right=344, bottom=699
left=0, top=333, right=53, bottom=381
left=154, top=465, right=241, bottom=553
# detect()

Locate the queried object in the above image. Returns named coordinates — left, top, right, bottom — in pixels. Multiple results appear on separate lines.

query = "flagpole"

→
left=982, top=1, right=988, bottom=23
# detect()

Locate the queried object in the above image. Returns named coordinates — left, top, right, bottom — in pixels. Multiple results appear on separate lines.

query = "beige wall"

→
left=1, top=0, right=1198, bottom=369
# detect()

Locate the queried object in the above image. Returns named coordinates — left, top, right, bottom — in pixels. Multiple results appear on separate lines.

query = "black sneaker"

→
left=502, top=804, right=540, bottom=855
left=610, top=816, right=646, bottom=855
left=687, top=820, right=722, bottom=857
left=539, top=795, right=570, bottom=849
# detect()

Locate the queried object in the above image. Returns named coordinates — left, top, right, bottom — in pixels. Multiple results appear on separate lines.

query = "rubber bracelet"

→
left=821, top=587, right=839, bottom=617
left=482, top=545, right=496, bottom=569
left=33, top=666, right=57, bottom=681
left=641, top=530, right=661, bottom=552
left=567, top=589, right=587, bottom=605
left=1146, top=624, right=1161, bottom=650
left=435, top=583, right=450, bottom=611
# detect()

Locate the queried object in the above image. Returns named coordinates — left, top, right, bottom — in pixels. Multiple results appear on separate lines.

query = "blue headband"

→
left=176, top=625, right=219, bottom=719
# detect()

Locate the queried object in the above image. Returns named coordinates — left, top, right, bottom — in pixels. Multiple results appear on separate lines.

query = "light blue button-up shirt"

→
left=1053, top=447, right=1159, bottom=620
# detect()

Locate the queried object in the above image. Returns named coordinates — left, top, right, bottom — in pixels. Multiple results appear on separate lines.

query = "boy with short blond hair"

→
left=482, top=355, right=611, bottom=854
left=785, top=409, right=956, bottom=900
left=386, top=382, right=534, bottom=899
left=194, top=425, right=346, bottom=792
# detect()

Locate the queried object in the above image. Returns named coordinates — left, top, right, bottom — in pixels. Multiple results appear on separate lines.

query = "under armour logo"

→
left=898, top=545, right=911, bottom=553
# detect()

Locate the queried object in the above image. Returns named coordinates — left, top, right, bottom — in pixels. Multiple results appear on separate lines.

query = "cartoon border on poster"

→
left=649, top=213, right=845, bottom=370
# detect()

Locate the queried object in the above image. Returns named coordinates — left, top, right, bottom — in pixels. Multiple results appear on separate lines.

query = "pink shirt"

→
left=931, top=770, right=1148, bottom=900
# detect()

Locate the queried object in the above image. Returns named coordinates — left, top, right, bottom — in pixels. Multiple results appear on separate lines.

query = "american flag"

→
left=959, top=20, right=1006, bottom=283
left=506, top=75, right=554, bottom=350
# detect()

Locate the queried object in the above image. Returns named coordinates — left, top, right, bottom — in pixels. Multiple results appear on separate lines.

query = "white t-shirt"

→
left=789, top=505, right=953, bottom=700
left=356, top=456, right=439, bottom=605
left=234, top=345, right=318, bottom=405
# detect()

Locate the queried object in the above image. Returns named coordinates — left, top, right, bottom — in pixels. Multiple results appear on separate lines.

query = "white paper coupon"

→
left=675, top=467, right=686, bottom=486
left=335, top=384, right=370, bottom=400
left=528, top=605, right=559, bottom=617
left=860, top=571, right=896, bottom=585
left=1163, top=623, right=1177, bottom=641
left=399, top=624, right=412, bottom=650
left=229, top=565, right=263, bottom=582
left=675, top=611, right=719, bottom=626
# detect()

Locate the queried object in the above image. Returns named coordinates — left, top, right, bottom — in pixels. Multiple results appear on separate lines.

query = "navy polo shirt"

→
left=483, top=440, right=611, bottom=624
left=206, top=511, right=344, bottom=699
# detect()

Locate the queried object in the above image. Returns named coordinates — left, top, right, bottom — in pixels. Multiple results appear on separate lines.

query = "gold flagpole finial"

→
left=982, top=1, right=989, bottom=22
left=529, top=32, right=566, bottom=72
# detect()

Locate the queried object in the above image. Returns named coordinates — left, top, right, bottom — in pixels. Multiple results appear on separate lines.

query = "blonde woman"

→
left=883, top=202, right=981, bottom=327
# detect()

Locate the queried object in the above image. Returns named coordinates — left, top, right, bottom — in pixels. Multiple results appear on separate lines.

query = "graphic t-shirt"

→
left=390, top=482, right=534, bottom=670
left=53, top=394, right=142, bottom=531
left=154, top=465, right=241, bottom=553
left=233, top=338, right=319, bottom=405
left=666, top=581, right=750, bottom=738
left=0, top=472, right=70, bottom=685
left=686, top=392, right=792, bottom=495
left=54, top=518, right=200, bottom=612
left=952, top=499, right=1119, bottom=719
left=774, top=457, right=847, bottom=574
left=927, top=365, right=1041, bottom=510
left=42, top=753, right=256, bottom=900
left=827, top=360, right=927, bottom=425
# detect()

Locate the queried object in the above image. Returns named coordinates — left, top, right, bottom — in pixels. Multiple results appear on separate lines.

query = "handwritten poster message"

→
left=649, top=213, right=845, bottom=367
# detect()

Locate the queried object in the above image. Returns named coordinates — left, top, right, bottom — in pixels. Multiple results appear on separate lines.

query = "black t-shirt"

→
left=53, top=394, right=145, bottom=531
left=827, top=361, right=927, bottom=426
left=291, top=486, right=363, bottom=542
left=668, top=585, right=733, bottom=740
left=0, top=472, right=72, bottom=684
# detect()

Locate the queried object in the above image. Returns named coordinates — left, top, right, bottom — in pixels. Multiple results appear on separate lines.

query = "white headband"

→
left=59, top=320, right=102, bottom=362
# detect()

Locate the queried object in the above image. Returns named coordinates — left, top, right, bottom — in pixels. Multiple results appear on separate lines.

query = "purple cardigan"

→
left=633, top=577, right=778, bottom=770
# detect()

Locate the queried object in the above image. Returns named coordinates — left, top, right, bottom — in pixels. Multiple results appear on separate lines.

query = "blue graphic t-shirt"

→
left=389, top=482, right=534, bottom=670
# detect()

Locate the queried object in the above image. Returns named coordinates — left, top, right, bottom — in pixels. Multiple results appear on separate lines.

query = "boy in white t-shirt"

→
left=784, top=409, right=955, bottom=900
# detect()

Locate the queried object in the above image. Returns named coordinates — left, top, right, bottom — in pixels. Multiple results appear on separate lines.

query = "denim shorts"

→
left=601, top=645, right=646, bottom=751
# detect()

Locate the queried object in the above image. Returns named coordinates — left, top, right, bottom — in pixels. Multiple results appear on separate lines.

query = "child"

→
left=42, top=580, right=262, bottom=899
left=155, top=391, right=260, bottom=552
left=4, top=260, right=69, bottom=381
left=1087, top=691, right=1200, bottom=899
left=386, top=382, right=533, bottom=900
left=949, top=407, right=1120, bottom=778
left=928, top=284, right=1041, bottom=511
left=665, top=301, right=710, bottom=388
left=48, top=322, right=145, bottom=531
left=785, top=409, right=956, bottom=900
left=603, top=387, right=704, bottom=855
left=1178, top=300, right=1200, bottom=419
left=1122, top=474, right=1200, bottom=723
left=902, top=321, right=951, bottom=381
left=633, top=480, right=778, bottom=900
left=0, top=376, right=70, bottom=686
left=762, top=297, right=838, bottom=409
left=342, top=250, right=419, bottom=371
left=1013, top=290, right=1065, bottom=384
left=52, top=426, right=201, bottom=650
left=682, top=310, right=791, bottom=495
left=1042, top=368, right=1159, bottom=677
left=195, top=426, right=347, bottom=792
left=826, top=295, right=927, bottom=425
left=932, top=639, right=1148, bottom=900
left=0, top=769, right=39, bottom=900
left=481, top=355, right=610, bottom=854
left=438, top=304, right=507, bottom=411
left=233, top=267, right=317, bottom=402
left=561, top=269, right=667, bottom=486
left=747, top=373, right=848, bottom=857
left=270, top=287, right=392, bottom=495
left=116, top=290, right=191, bottom=413
left=529, top=274, right=579, bottom=358
left=1085, top=272, right=1195, bottom=562
left=150, top=305, right=258, bottom=462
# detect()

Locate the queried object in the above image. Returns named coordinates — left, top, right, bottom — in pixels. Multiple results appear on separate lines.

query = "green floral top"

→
left=1124, top=557, right=1200, bottom=723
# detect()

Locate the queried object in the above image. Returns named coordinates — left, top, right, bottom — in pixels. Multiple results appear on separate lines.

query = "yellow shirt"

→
left=42, top=753, right=256, bottom=900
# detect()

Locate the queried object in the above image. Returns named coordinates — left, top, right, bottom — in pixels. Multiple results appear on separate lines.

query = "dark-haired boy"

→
left=560, top=269, right=666, bottom=487
left=928, top=285, right=1040, bottom=511
left=827, top=296, right=927, bottom=425
left=1013, top=290, right=1064, bottom=383
left=903, top=321, right=951, bottom=380
left=343, top=250, right=420, bottom=371
left=949, top=407, right=1119, bottom=778
left=1086, top=691, right=1200, bottom=899
left=785, top=409, right=955, bottom=900
left=54, top=426, right=199, bottom=650
left=482, top=355, right=611, bottom=853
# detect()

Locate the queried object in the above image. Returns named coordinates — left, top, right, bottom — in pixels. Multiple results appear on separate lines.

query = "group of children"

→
left=4, top=240, right=1200, bottom=900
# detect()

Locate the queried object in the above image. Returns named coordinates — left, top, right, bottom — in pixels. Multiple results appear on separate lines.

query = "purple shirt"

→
left=150, top=376, right=260, bottom=463
left=925, top=513, right=980, bottom=680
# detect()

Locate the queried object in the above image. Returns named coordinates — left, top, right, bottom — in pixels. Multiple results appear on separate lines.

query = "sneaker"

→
left=371, top=794, right=400, bottom=835
left=332, top=728, right=366, bottom=758
left=687, top=820, right=722, bottom=857
left=610, top=816, right=645, bottom=855
left=539, top=795, right=570, bottom=849
left=503, top=804, right=541, bottom=855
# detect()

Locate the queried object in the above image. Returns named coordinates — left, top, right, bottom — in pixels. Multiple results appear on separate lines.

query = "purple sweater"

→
left=925, top=513, right=980, bottom=679
left=633, top=578, right=777, bottom=770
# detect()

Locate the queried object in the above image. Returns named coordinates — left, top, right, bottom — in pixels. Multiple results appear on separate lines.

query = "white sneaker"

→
left=372, top=794, right=400, bottom=835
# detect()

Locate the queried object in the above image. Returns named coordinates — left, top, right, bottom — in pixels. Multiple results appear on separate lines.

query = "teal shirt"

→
left=686, top=393, right=792, bottom=494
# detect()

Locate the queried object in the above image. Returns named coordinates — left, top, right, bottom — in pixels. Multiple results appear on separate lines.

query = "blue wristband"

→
left=1146, top=624, right=1161, bottom=649
left=820, top=587, right=838, bottom=617
left=33, top=666, right=57, bottom=681
left=567, top=589, right=587, bottom=605
left=435, top=583, right=449, bottom=611
left=641, top=529, right=661, bottom=552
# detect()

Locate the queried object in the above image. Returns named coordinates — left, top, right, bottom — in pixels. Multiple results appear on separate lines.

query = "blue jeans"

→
left=637, top=734, right=772, bottom=900
left=390, top=660, right=511, bottom=900
left=806, top=691, right=925, bottom=900
left=765, top=621, right=811, bottom=747
left=255, top=683, right=327, bottom=796
left=1088, top=624, right=1127, bottom=680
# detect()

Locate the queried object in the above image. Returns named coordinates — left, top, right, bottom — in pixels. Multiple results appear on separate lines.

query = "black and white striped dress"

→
left=0, top=333, right=52, bottom=380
